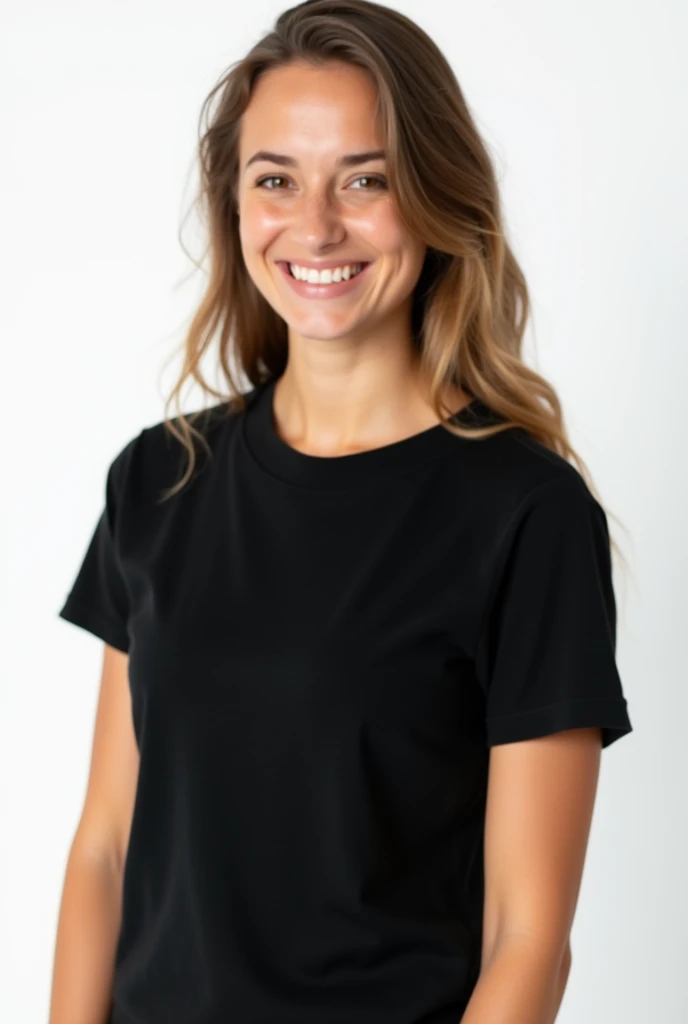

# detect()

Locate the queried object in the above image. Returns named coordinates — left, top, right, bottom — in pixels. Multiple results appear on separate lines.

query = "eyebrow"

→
left=244, top=149, right=386, bottom=171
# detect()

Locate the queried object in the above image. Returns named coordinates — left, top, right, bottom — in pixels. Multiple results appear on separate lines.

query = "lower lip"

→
left=277, top=261, right=373, bottom=299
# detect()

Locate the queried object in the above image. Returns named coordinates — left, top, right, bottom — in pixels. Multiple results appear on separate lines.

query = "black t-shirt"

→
left=58, top=376, right=633, bottom=1024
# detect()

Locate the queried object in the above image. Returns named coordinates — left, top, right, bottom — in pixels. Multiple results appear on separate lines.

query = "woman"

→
left=50, top=2, right=633, bottom=1022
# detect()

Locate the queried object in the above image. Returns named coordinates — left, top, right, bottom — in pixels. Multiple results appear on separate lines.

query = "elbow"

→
left=557, top=942, right=573, bottom=998
left=561, top=941, right=572, bottom=977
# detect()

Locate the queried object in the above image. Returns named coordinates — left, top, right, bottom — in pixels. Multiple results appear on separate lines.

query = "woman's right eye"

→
left=255, top=175, right=290, bottom=189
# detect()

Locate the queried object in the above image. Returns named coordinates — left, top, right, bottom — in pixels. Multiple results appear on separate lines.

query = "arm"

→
left=462, top=726, right=602, bottom=1024
left=49, top=644, right=139, bottom=1024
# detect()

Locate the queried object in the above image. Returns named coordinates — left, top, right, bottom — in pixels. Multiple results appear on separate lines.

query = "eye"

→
left=254, top=174, right=387, bottom=191
left=255, top=175, right=291, bottom=190
left=349, top=175, right=387, bottom=190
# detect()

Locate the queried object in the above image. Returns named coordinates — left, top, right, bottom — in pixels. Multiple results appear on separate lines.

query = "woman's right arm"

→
left=49, top=644, right=140, bottom=1024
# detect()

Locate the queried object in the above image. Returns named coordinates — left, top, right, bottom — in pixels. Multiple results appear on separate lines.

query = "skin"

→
left=236, top=58, right=473, bottom=455
left=464, top=728, right=601, bottom=1022
left=49, top=644, right=139, bottom=1024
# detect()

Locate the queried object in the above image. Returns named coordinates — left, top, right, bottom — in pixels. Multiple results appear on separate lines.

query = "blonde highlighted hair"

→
left=160, top=0, right=629, bottom=586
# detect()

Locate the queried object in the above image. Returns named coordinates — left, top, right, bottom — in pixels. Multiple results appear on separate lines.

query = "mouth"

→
left=276, top=260, right=374, bottom=298
left=282, top=261, right=371, bottom=281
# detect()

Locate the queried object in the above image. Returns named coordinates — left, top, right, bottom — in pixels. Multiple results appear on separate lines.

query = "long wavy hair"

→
left=159, top=0, right=630, bottom=586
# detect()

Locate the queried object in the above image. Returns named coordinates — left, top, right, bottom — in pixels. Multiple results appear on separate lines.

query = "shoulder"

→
left=446, top=406, right=605, bottom=543
left=106, top=386, right=260, bottom=506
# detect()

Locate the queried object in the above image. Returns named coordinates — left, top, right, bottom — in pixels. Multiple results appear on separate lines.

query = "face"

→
left=236, top=60, right=426, bottom=347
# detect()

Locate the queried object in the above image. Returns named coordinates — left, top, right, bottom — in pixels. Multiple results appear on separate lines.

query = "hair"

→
left=159, top=0, right=630, bottom=587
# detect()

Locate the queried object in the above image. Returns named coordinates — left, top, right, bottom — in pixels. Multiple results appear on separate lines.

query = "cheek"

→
left=355, top=208, right=422, bottom=266
left=239, top=200, right=285, bottom=252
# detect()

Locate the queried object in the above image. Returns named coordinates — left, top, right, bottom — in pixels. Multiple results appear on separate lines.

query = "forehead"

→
left=239, top=61, right=383, bottom=158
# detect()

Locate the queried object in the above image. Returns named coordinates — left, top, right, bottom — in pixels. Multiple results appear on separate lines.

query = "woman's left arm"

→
left=461, top=726, right=602, bottom=1024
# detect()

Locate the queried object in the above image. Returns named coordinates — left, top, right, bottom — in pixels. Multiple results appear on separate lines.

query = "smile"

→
left=277, top=260, right=373, bottom=299
left=288, top=262, right=367, bottom=284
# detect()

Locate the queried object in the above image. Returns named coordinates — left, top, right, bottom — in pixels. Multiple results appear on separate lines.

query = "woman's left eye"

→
left=349, top=175, right=387, bottom=190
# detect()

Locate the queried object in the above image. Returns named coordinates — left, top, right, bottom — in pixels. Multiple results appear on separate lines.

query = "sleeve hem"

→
left=486, top=696, right=633, bottom=750
left=58, top=593, right=130, bottom=654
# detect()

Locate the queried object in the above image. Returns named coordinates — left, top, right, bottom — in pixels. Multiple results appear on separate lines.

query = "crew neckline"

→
left=240, top=376, right=493, bottom=489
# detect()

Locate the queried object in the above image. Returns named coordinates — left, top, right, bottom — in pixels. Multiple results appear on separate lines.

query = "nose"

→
left=290, top=190, right=345, bottom=250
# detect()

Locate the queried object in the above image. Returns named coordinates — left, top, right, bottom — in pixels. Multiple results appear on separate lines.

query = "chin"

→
left=288, top=317, right=367, bottom=342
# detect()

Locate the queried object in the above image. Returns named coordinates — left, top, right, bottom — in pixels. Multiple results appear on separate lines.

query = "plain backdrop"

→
left=1, top=0, right=685, bottom=1021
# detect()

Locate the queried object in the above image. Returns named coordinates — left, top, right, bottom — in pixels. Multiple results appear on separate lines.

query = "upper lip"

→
left=278, top=258, right=372, bottom=269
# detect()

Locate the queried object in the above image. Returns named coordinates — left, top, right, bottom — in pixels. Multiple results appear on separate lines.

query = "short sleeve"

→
left=58, top=434, right=140, bottom=653
left=474, top=473, right=633, bottom=749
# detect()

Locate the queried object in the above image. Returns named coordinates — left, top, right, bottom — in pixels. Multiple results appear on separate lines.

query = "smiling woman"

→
left=52, top=2, right=633, bottom=1024
left=234, top=59, right=430, bottom=356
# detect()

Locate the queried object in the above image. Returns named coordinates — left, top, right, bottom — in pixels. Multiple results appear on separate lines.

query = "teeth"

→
left=288, top=262, right=365, bottom=283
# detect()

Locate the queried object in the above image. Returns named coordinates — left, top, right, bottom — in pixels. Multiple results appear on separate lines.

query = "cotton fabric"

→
left=58, top=376, right=633, bottom=1024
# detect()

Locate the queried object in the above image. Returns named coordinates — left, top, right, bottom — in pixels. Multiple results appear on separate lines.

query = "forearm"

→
left=461, top=936, right=571, bottom=1024
left=49, top=839, right=124, bottom=1024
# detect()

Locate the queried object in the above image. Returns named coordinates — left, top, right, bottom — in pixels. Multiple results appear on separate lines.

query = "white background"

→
left=1, top=0, right=685, bottom=1020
